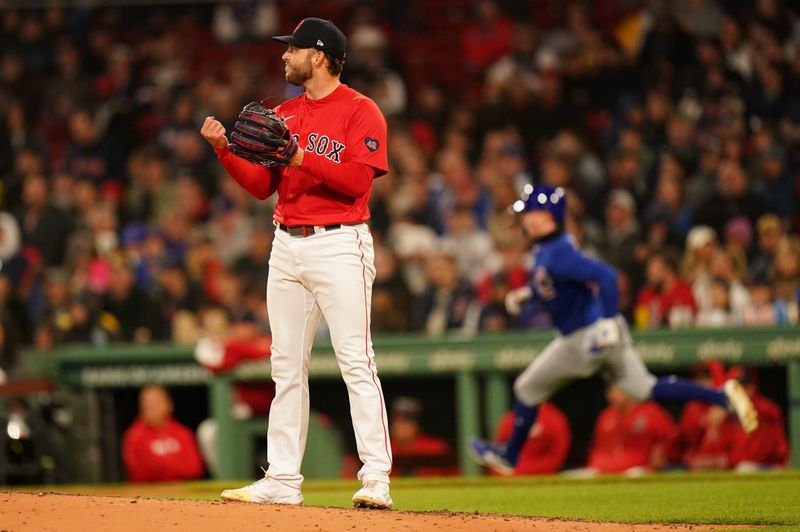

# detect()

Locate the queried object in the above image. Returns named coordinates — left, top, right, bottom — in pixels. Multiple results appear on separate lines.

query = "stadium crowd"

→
left=1, top=0, right=800, bottom=374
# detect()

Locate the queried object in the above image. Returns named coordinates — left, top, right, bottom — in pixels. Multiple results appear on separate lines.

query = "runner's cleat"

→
left=724, top=379, right=759, bottom=434
left=468, top=437, right=515, bottom=476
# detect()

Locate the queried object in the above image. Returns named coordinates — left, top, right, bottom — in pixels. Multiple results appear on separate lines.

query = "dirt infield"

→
left=0, top=492, right=745, bottom=531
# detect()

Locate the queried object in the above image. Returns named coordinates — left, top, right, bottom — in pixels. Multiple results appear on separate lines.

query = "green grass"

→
left=205, top=470, right=800, bottom=528
left=14, top=470, right=800, bottom=529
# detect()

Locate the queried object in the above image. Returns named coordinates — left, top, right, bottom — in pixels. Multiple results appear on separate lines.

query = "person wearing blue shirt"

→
left=469, top=184, right=759, bottom=475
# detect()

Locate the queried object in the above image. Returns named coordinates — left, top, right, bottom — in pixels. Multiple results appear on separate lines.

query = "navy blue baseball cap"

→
left=510, top=184, right=567, bottom=223
left=273, top=18, right=347, bottom=60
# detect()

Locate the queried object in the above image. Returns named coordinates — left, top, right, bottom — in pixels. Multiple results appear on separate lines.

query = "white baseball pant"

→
left=265, top=223, right=392, bottom=487
left=513, top=316, right=657, bottom=405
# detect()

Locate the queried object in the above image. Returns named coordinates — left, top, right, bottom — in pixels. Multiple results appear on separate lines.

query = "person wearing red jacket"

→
left=635, top=252, right=697, bottom=328
left=122, top=385, right=204, bottom=482
left=727, top=369, right=789, bottom=470
left=677, top=361, right=731, bottom=470
left=493, top=401, right=570, bottom=475
left=588, top=386, right=678, bottom=474
left=678, top=402, right=732, bottom=470
left=389, top=397, right=456, bottom=477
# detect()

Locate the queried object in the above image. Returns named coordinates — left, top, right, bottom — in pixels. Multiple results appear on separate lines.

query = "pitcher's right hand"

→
left=201, top=116, right=229, bottom=150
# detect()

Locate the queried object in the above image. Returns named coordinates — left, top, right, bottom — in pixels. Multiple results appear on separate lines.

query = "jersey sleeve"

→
left=214, top=147, right=281, bottom=200
left=344, top=97, right=388, bottom=177
left=551, top=243, right=619, bottom=318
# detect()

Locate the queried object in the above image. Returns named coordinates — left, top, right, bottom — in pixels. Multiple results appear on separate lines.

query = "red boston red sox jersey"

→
left=215, top=84, right=388, bottom=226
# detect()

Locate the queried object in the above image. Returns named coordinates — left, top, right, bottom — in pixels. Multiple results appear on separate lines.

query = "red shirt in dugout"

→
left=215, top=84, right=388, bottom=226
left=122, top=418, right=205, bottom=482
left=493, top=402, right=571, bottom=475
left=588, top=401, right=678, bottom=473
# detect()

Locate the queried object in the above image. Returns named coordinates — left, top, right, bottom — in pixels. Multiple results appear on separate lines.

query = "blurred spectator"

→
left=549, top=130, right=605, bottom=197
left=35, top=268, right=88, bottom=345
left=749, top=213, right=784, bottom=284
left=771, top=239, right=800, bottom=313
left=616, top=269, right=636, bottom=323
left=693, top=248, right=751, bottom=324
left=390, top=396, right=455, bottom=477
left=154, top=259, right=205, bottom=334
left=687, top=141, right=722, bottom=209
left=726, top=367, right=789, bottom=471
left=643, top=158, right=693, bottom=242
left=214, top=267, right=256, bottom=327
left=476, top=234, right=529, bottom=331
left=440, top=206, right=494, bottom=283
left=755, top=145, right=796, bottom=222
left=477, top=271, right=514, bottom=332
left=122, top=385, right=204, bottom=482
left=493, top=401, right=570, bottom=475
left=601, top=189, right=642, bottom=284
left=212, top=0, right=278, bottom=44
left=418, top=252, right=480, bottom=336
left=695, top=277, right=736, bottom=328
left=564, top=189, right=604, bottom=256
left=13, top=173, right=74, bottom=267
left=635, top=251, right=696, bottom=329
left=672, top=0, right=724, bottom=39
left=208, top=196, right=253, bottom=266
left=346, top=7, right=406, bottom=118
left=742, top=282, right=778, bottom=326
left=3, top=149, right=45, bottom=212
left=100, top=261, right=160, bottom=342
left=63, top=108, right=123, bottom=186
left=461, top=0, right=514, bottom=75
left=681, top=225, right=718, bottom=288
left=485, top=23, right=539, bottom=95
left=587, top=386, right=678, bottom=475
left=429, top=149, right=487, bottom=234
left=371, top=245, right=415, bottom=332
left=695, top=159, right=764, bottom=236
left=722, top=217, right=752, bottom=276
left=122, top=147, right=175, bottom=226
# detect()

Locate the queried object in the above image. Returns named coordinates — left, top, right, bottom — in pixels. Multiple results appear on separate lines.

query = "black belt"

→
left=277, top=223, right=342, bottom=237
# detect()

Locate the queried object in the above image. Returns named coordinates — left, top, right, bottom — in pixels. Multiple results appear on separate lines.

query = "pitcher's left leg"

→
left=304, top=227, right=392, bottom=492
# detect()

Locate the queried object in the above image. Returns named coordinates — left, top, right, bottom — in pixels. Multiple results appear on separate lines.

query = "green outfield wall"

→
left=18, top=326, right=800, bottom=478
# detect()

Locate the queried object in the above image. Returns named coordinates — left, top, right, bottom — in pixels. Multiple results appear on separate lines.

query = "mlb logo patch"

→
left=365, top=137, right=379, bottom=152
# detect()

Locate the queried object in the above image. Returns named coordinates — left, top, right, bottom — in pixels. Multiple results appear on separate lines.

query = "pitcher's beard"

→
left=286, top=61, right=312, bottom=86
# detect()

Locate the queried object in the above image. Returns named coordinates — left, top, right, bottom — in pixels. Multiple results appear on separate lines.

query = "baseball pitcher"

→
left=201, top=18, right=393, bottom=508
left=470, top=184, right=759, bottom=476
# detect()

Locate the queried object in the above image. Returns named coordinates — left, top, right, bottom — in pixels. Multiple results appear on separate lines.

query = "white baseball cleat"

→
left=352, top=480, right=393, bottom=509
left=220, top=475, right=303, bottom=505
left=724, top=379, right=759, bottom=434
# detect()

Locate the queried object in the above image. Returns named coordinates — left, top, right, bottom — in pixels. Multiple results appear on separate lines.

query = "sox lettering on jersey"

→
left=305, top=133, right=346, bottom=163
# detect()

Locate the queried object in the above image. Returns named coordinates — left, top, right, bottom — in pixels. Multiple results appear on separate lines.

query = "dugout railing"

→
left=15, top=325, right=800, bottom=479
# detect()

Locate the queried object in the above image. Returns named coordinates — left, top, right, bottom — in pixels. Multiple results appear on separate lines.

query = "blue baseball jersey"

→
left=528, top=232, right=619, bottom=335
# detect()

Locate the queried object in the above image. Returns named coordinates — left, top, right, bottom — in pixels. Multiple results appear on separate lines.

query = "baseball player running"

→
left=470, top=184, right=758, bottom=475
left=200, top=18, right=393, bottom=508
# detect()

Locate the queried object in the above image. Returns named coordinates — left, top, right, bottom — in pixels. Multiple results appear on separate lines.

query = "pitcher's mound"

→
left=0, top=492, right=736, bottom=531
